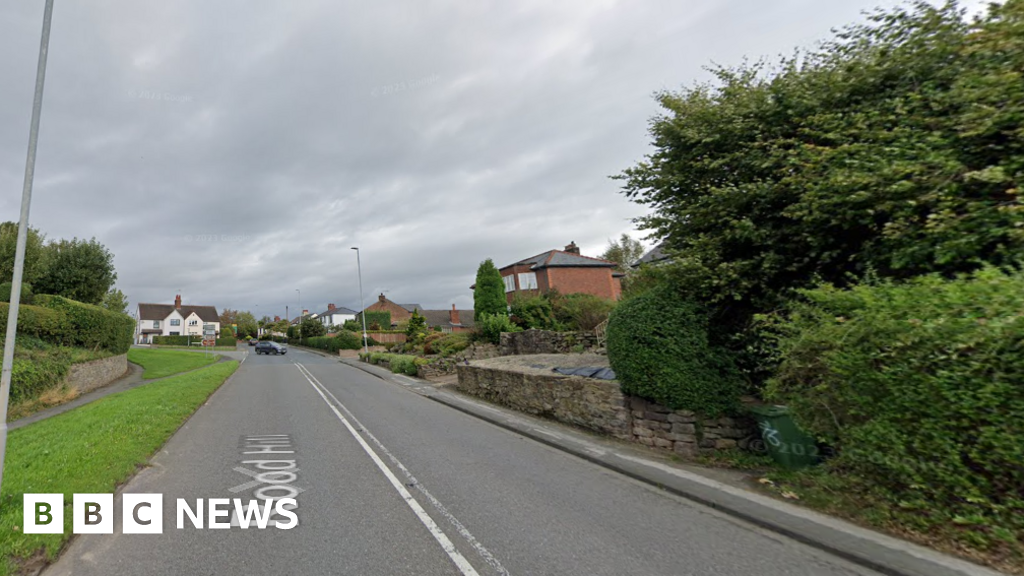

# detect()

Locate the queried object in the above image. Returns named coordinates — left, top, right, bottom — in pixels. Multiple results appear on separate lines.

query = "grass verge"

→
left=0, top=360, right=238, bottom=575
left=148, top=345, right=237, bottom=351
left=127, top=348, right=219, bottom=379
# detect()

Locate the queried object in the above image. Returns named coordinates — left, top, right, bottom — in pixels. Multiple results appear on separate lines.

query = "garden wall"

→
left=456, top=355, right=755, bottom=456
left=64, top=353, right=128, bottom=395
left=499, top=330, right=600, bottom=356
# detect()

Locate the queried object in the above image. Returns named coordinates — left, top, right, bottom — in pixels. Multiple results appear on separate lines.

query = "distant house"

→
left=316, top=304, right=357, bottom=329
left=421, top=305, right=475, bottom=333
left=480, top=241, right=622, bottom=304
left=136, top=294, right=220, bottom=344
left=632, top=241, right=671, bottom=268
left=360, top=294, right=422, bottom=326
left=290, top=310, right=313, bottom=326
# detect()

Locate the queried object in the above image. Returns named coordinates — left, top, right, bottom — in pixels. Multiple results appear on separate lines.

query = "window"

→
left=517, top=272, right=538, bottom=290
left=170, top=319, right=180, bottom=326
left=203, top=324, right=214, bottom=331
left=189, top=319, right=198, bottom=326
left=169, top=331, right=179, bottom=336
left=502, top=275, right=516, bottom=293
left=153, top=320, right=160, bottom=329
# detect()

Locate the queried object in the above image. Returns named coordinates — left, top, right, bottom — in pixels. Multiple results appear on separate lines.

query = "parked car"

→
left=249, top=339, right=259, bottom=346
left=255, top=341, right=287, bottom=355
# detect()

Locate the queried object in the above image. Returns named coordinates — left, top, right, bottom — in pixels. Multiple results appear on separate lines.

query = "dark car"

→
left=249, top=338, right=259, bottom=346
left=255, top=341, right=287, bottom=355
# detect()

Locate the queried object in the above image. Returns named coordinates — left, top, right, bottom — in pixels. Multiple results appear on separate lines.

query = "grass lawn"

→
left=0, top=360, right=238, bottom=575
left=127, top=348, right=219, bottom=379
left=149, top=345, right=237, bottom=351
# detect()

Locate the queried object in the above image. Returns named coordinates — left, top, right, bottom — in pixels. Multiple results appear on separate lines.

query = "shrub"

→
left=0, top=303, right=63, bottom=341
left=421, top=332, right=471, bottom=356
left=300, top=317, right=327, bottom=338
left=405, top=309, right=428, bottom=343
left=9, top=342, right=71, bottom=403
left=474, top=259, right=507, bottom=319
left=343, top=319, right=361, bottom=332
left=33, top=295, right=134, bottom=354
left=362, top=311, right=391, bottom=331
left=475, top=313, right=521, bottom=345
left=510, top=295, right=559, bottom=330
left=550, top=292, right=616, bottom=331
left=763, top=266, right=1024, bottom=537
left=606, top=284, right=743, bottom=415
left=303, top=331, right=364, bottom=352
left=0, top=282, right=34, bottom=305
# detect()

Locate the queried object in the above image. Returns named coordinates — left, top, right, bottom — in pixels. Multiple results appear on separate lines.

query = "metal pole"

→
left=352, top=247, right=368, bottom=354
left=295, top=289, right=300, bottom=342
left=0, top=0, right=56, bottom=495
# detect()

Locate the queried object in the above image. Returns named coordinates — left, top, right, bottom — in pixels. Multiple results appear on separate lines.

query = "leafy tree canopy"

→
left=600, top=233, right=646, bottom=273
left=34, top=238, right=117, bottom=305
left=101, top=288, right=129, bottom=315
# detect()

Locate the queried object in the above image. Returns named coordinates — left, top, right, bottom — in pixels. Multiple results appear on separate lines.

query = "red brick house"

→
left=488, top=242, right=623, bottom=304
left=361, top=294, right=422, bottom=326
left=421, top=305, right=475, bottom=333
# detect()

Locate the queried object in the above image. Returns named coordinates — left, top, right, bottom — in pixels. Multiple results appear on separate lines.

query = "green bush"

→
left=0, top=282, right=34, bottom=305
left=510, top=295, right=559, bottom=330
left=362, top=352, right=428, bottom=376
left=152, top=336, right=195, bottom=346
left=606, top=285, right=743, bottom=415
left=216, top=334, right=236, bottom=347
left=10, top=345, right=71, bottom=403
left=550, top=292, right=616, bottom=331
left=0, top=303, right=63, bottom=341
left=764, top=266, right=1024, bottom=538
left=343, top=319, right=361, bottom=332
left=303, top=331, right=364, bottom=352
left=361, top=311, right=391, bottom=330
left=475, top=313, right=521, bottom=345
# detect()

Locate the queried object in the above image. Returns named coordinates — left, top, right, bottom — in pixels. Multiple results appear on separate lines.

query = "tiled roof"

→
left=420, top=309, right=476, bottom=329
left=398, top=304, right=422, bottom=312
left=632, top=242, right=671, bottom=268
left=138, top=303, right=219, bottom=322
left=502, top=250, right=616, bottom=271
left=315, top=306, right=357, bottom=317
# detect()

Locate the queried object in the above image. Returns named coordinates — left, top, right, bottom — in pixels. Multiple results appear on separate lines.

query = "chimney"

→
left=564, top=241, right=580, bottom=255
left=174, top=294, right=181, bottom=309
left=302, top=309, right=308, bottom=316
left=450, top=304, right=460, bottom=325
left=274, top=315, right=281, bottom=322
left=328, top=303, right=336, bottom=311
left=378, top=293, right=386, bottom=303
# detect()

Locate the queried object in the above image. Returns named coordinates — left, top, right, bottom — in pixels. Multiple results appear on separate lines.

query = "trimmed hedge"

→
left=0, top=296, right=133, bottom=354
left=0, top=303, right=63, bottom=341
left=361, top=311, right=391, bottom=330
left=0, top=282, right=34, bottom=305
left=606, top=285, right=744, bottom=416
left=764, top=266, right=1024, bottom=538
left=153, top=334, right=235, bottom=347
left=303, top=331, right=363, bottom=352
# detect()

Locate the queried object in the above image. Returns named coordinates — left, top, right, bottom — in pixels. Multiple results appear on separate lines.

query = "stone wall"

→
left=65, top=354, right=128, bottom=395
left=456, top=362, right=631, bottom=439
left=499, top=330, right=599, bottom=356
left=456, top=357, right=757, bottom=456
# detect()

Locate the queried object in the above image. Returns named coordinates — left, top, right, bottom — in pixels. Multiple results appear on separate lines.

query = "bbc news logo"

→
left=23, top=494, right=297, bottom=534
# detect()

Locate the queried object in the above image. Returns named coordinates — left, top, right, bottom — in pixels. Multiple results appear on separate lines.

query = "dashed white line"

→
left=294, top=363, right=487, bottom=576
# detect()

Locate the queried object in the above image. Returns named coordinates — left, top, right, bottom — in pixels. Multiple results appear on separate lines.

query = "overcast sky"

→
left=0, top=0, right=989, bottom=319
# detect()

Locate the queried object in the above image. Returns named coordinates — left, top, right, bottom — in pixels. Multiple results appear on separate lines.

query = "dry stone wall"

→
left=456, top=357, right=756, bottom=456
left=499, top=330, right=600, bottom=356
left=65, top=354, right=128, bottom=395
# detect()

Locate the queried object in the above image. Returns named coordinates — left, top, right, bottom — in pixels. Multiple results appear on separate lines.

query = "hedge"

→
left=763, top=265, right=1024, bottom=539
left=0, top=303, right=63, bottom=341
left=0, top=296, right=133, bottom=354
left=360, top=311, right=391, bottom=330
left=0, top=282, right=34, bottom=305
left=359, top=352, right=428, bottom=376
left=303, top=331, right=363, bottom=352
left=152, top=334, right=235, bottom=347
left=606, top=285, right=744, bottom=416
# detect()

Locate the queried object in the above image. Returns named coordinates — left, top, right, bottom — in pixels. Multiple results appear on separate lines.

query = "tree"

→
left=101, top=288, right=129, bottom=315
left=473, top=258, right=506, bottom=320
left=35, top=238, right=117, bottom=304
left=405, top=309, right=428, bottom=342
left=616, top=0, right=1024, bottom=363
left=300, top=317, right=327, bottom=338
left=219, top=309, right=240, bottom=327
left=236, top=311, right=258, bottom=338
left=600, top=233, right=645, bottom=273
left=0, top=221, right=49, bottom=286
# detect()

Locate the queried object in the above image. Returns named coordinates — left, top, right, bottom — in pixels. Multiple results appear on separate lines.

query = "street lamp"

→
left=351, top=247, right=368, bottom=354
left=295, top=289, right=301, bottom=340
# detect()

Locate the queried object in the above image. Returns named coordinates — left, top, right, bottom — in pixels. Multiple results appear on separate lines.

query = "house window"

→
left=170, top=319, right=180, bottom=326
left=502, top=275, right=516, bottom=293
left=153, top=320, right=160, bottom=329
left=189, top=320, right=198, bottom=326
left=169, top=331, right=179, bottom=336
left=518, top=272, right=538, bottom=290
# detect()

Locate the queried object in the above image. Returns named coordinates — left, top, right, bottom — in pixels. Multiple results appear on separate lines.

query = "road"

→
left=45, top=346, right=883, bottom=576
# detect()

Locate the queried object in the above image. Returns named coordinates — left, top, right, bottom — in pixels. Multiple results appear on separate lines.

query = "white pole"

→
left=0, top=0, right=56, bottom=495
left=352, top=247, right=368, bottom=354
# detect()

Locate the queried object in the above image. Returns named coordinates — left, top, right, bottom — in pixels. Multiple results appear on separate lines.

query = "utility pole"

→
left=0, top=0, right=56, bottom=495
left=352, top=247, right=369, bottom=354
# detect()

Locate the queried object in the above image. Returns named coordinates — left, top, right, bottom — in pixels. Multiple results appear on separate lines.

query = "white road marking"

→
left=294, top=363, right=484, bottom=576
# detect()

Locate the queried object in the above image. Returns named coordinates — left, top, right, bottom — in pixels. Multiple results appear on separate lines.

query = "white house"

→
left=316, top=304, right=357, bottom=329
left=136, top=294, right=221, bottom=344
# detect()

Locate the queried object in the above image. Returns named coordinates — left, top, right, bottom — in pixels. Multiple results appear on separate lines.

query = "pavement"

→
left=39, top=346, right=1000, bottom=576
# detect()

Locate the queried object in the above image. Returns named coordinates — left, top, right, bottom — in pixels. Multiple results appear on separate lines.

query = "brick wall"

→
left=545, top=267, right=620, bottom=301
left=65, top=354, right=128, bottom=395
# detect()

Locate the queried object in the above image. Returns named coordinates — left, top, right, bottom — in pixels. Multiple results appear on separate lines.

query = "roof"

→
left=420, top=309, right=476, bottom=329
left=398, top=304, right=422, bottom=312
left=315, top=306, right=357, bottom=317
left=502, top=250, right=616, bottom=272
left=138, top=303, right=219, bottom=322
left=632, top=242, right=671, bottom=268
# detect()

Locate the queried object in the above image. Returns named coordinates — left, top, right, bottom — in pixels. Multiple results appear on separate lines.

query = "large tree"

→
left=35, top=238, right=117, bottom=304
left=473, top=258, right=506, bottom=319
left=617, top=0, right=1024, bottom=316
left=236, top=311, right=258, bottom=338
left=0, top=221, right=49, bottom=287
left=600, top=233, right=646, bottom=273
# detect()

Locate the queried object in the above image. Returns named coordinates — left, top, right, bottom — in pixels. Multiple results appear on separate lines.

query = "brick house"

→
left=486, top=242, right=623, bottom=304
left=135, top=295, right=220, bottom=344
left=361, top=294, right=422, bottom=326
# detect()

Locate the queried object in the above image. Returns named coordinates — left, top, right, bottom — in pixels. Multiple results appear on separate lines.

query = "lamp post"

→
left=0, top=0, right=56, bottom=496
left=295, top=289, right=301, bottom=341
left=351, top=247, right=368, bottom=354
